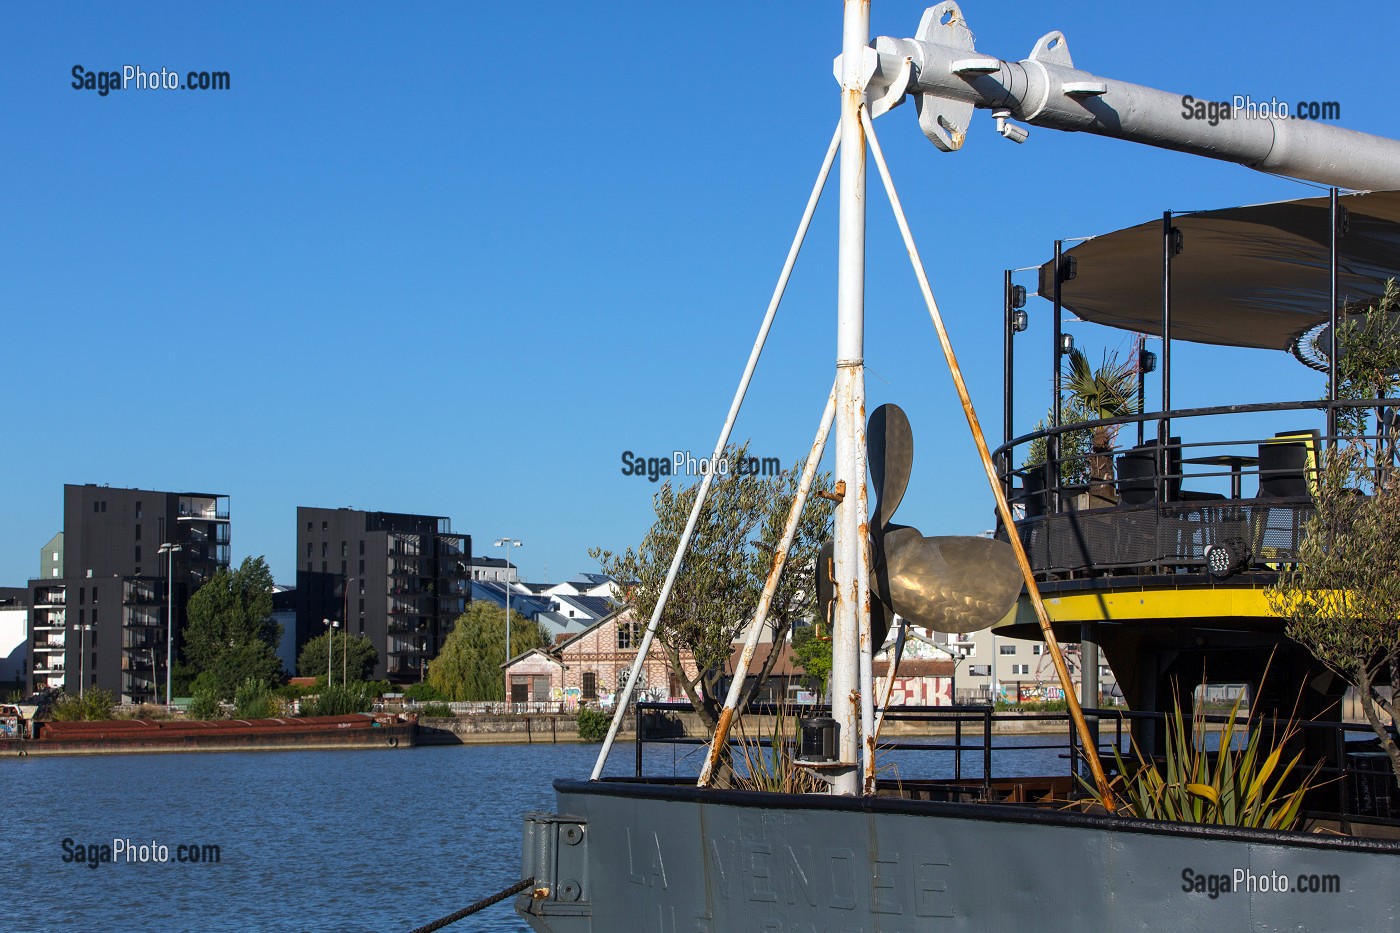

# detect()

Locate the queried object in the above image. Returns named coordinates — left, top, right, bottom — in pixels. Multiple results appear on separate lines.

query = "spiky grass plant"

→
left=1080, top=686, right=1322, bottom=831
left=729, top=704, right=825, bottom=794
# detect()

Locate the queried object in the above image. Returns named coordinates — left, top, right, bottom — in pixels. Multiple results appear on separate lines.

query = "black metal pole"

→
left=1328, top=187, right=1339, bottom=448
left=1052, top=241, right=1064, bottom=509
left=1137, top=335, right=1147, bottom=447
left=1003, top=269, right=1014, bottom=496
left=1160, top=212, right=1174, bottom=499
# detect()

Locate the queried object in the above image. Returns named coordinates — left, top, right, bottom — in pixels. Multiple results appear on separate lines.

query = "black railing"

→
left=632, top=701, right=1399, bottom=830
left=990, top=399, right=1400, bottom=579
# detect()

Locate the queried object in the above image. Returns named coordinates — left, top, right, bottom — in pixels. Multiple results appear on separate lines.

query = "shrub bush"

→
left=403, top=683, right=444, bottom=702
left=234, top=677, right=275, bottom=719
left=308, top=682, right=372, bottom=717
left=189, top=687, right=223, bottom=720
left=577, top=706, right=610, bottom=743
left=418, top=702, right=453, bottom=718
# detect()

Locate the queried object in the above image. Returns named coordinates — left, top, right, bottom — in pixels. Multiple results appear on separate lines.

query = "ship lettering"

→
left=914, top=858, right=953, bottom=918
left=746, top=844, right=778, bottom=902
left=871, top=856, right=902, bottom=915
left=826, top=847, right=857, bottom=910
left=782, top=845, right=817, bottom=906
left=707, top=837, right=735, bottom=899
left=627, top=828, right=668, bottom=887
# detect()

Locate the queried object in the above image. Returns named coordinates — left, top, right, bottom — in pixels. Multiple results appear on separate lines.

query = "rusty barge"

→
left=3, top=712, right=417, bottom=756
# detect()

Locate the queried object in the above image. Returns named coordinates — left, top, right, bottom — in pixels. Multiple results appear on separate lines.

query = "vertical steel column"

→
left=1159, top=211, right=1174, bottom=497
left=1079, top=620, right=1099, bottom=777
left=1003, top=269, right=1014, bottom=497
left=1051, top=242, right=1063, bottom=509
left=1328, top=188, right=1339, bottom=448
left=828, top=0, right=871, bottom=797
left=1136, top=335, right=1147, bottom=447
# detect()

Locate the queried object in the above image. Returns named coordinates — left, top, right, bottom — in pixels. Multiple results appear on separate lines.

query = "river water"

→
left=6, top=734, right=1075, bottom=932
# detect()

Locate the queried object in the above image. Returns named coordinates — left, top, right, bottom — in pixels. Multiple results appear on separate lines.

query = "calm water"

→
left=6, top=734, right=1076, bottom=932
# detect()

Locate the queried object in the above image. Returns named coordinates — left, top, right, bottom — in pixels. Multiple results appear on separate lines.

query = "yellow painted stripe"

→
left=999, top=587, right=1276, bottom=626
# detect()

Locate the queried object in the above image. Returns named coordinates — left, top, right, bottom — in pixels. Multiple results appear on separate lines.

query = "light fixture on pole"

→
left=157, top=543, right=184, bottom=710
left=324, top=618, right=338, bottom=687
left=494, top=537, right=522, bottom=702
left=71, top=622, right=93, bottom=698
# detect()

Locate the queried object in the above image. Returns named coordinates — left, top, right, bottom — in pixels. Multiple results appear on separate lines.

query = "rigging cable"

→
left=407, top=876, right=536, bottom=933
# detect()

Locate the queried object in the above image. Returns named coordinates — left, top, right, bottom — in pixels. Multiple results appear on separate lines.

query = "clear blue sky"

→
left=4, top=1, right=1398, bottom=587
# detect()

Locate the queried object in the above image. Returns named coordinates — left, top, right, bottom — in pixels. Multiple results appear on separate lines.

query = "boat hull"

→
left=519, top=779, right=1400, bottom=932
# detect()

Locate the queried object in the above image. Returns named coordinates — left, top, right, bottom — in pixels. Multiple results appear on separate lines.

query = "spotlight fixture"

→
left=1204, top=541, right=1249, bottom=579
left=1139, top=347, right=1157, bottom=374
left=1010, top=284, right=1027, bottom=309
left=1012, top=309, right=1029, bottom=333
left=1059, top=333, right=1075, bottom=355
left=1058, top=255, right=1077, bottom=282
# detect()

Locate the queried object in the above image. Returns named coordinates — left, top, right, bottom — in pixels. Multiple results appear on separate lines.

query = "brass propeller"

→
left=818, top=403, right=1022, bottom=640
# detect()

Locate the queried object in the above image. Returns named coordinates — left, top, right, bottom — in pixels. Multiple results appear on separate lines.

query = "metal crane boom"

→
left=862, top=2, right=1400, bottom=190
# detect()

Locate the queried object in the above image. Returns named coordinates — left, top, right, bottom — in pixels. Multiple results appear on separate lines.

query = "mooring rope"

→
left=407, top=876, right=535, bottom=933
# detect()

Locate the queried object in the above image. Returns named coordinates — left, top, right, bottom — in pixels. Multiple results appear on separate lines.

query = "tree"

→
left=183, top=556, right=283, bottom=699
left=1061, top=347, right=1139, bottom=500
left=426, top=602, right=549, bottom=701
left=791, top=624, right=832, bottom=702
left=1023, top=401, right=1094, bottom=489
left=1268, top=446, right=1400, bottom=784
left=592, top=444, right=833, bottom=731
left=1333, top=279, right=1400, bottom=438
left=298, top=632, right=378, bottom=683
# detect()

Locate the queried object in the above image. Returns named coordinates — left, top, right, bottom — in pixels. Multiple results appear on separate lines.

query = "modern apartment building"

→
left=27, top=484, right=230, bottom=702
left=294, top=507, right=470, bottom=683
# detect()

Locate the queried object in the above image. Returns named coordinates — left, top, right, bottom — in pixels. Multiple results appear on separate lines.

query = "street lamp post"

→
left=158, top=543, right=184, bottom=710
left=71, top=623, right=93, bottom=698
left=324, top=618, right=338, bottom=687
left=342, top=576, right=354, bottom=685
left=494, top=538, right=522, bottom=703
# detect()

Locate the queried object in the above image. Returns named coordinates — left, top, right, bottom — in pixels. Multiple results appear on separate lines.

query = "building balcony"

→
left=33, top=661, right=64, bottom=673
left=33, top=589, right=66, bottom=607
left=33, top=614, right=66, bottom=629
left=177, top=495, right=230, bottom=522
left=36, top=640, right=66, bottom=651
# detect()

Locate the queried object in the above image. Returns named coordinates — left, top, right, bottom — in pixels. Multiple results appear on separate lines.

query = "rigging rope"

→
left=407, top=876, right=535, bottom=933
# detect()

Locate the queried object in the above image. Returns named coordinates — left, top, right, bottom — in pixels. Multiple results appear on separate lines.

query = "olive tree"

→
left=591, top=443, right=832, bottom=731
left=1268, top=448, right=1400, bottom=784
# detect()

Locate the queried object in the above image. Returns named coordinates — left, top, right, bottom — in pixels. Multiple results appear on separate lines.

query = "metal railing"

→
left=631, top=701, right=1399, bottom=829
left=990, top=399, right=1400, bottom=579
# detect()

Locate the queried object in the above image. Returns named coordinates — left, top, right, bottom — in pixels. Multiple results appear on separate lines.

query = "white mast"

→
left=830, top=0, right=874, bottom=797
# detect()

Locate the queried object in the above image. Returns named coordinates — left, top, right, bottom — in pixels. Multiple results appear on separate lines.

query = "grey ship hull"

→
left=519, top=779, right=1400, bottom=932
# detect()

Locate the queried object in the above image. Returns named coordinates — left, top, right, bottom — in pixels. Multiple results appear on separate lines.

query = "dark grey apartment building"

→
left=295, top=507, right=470, bottom=683
left=28, top=484, right=230, bottom=702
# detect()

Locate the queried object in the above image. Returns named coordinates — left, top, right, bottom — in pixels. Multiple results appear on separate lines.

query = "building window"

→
left=1100, top=666, right=1112, bottom=679
left=359, top=599, right=365, bottom=613
left=322, top=521, right=328, bottom=531
left=341, top=561, right=346, bottom=575
left=306, top=543, right=312, bottom=558
left=306, top=521, right=312, bottom=532
left=1032, top=644, right=1043, bottom=655
left=359, top=560, right=365, bottom=575
left=582, top=672, right=598, bottom=700
left=341, top=542, right=347, bottom=558
left=359, top=541, right=365, bottom=556
left=136, top=501, right=142, bottom=518
left=93, top=501, right=100, bottom=513
left=968, top=664, right=990, bottom=677
left=321, top=542, right=328, bottom=558
left=134, top=525, right=141, bottom=541
left=999, top=644, right=1016, bottom=655
left=617, top=620, right=637, bottom=650
left=1011, top=664, right=1030, bottom=675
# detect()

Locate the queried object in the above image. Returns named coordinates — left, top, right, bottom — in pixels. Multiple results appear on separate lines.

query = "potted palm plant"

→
left=1062, top=347, right=1140, bottom=506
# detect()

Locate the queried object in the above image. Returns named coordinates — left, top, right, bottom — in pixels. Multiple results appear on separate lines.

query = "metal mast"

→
left=830, top=0, right=873, bottom=798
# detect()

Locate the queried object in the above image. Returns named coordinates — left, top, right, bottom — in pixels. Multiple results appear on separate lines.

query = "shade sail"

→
left=1035, top=190, right=1400, bottom=351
